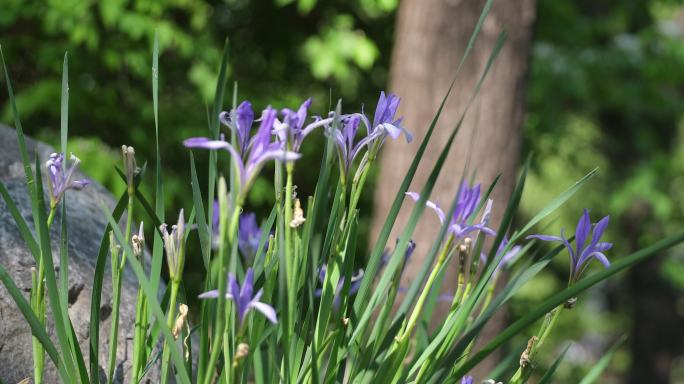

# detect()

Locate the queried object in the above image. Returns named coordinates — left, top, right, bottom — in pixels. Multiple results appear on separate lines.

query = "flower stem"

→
left=400, top=236, right=454, bottom=342
left=160, top=278, right=181, bottom=383
left=31, top=205, right=57, bottom=384
left=203, top=180, right=241, bottom=384
left=130, top=287, right=147, bottom=383
left=106, top=232, right=122, bottom=384
left=348, top=154, right=373, bottom=215
left=107, top=194, right=134, bottom=383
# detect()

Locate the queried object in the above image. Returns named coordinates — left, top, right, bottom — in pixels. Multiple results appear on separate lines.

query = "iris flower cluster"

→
left=406, top=181, right=612, bottom=286
left=192, top=92, right=412, bottom=323
left=184, top=106, right=300, bottom=200
left=185, top=92, right=412, bottom=200
left=189, top=90, right=613, bottom=348
left=331, top=92, right=413, bottom=178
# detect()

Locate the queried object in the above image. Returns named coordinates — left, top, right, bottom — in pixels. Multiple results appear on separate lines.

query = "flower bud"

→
left=121, top=145, right=138, bottom=192
left=161, top=210, right=186, bottom=280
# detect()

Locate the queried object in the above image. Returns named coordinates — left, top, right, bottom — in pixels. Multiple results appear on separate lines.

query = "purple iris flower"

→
left=329, top=114, right=381, bottom=176
left=406, top=181, right=495, bottom=241
left=184, top=106, right=301, bottom=198
left=527, top=209, right=612, bottom=283
left=198, top=268, right=277, bottom=324
left=238, top=212, right=264, bottom=259
left=314, top=265, right=364, bottom=309
left=45, top=152, right=89, bottom=206
left=372, top=92, right=403, bottom=136
left=274, top=98, right=332, bottom=152
left=211, top=200, right=221, bottom=249
left=361, top=91, right=413, bottom=145
left=324, top=91, right=412, bottom=178
left=218, top=100, right=254, bottom=155
left=461, top=376, right=474, bottom=384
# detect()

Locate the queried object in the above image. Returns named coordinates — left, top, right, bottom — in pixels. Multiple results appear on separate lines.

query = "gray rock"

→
left=0, top=125, right=161, bottom=383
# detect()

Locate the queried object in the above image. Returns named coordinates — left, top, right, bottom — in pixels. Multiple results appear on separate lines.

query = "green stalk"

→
left=160, top=278, right=181, bottom=383
left=509, top=305, right=564, bottom=383
left=399, top=236, right=454, bottom=341
left=130, top=288, right=147, bottom=383
left=107, top=194, right=134, bottom=383
left=106, top=231, right=122, bottom=383
left=31, top=205, right=57, bottom=384
left=348, top=154, right=373, bottom=216
left=203, top=185, right=241, bottom=384
left=31, top=267, right=43, bottom=384
left=449, top=276, right=465, bottom=310
left=283, top=164, right=295, bottom=340
left=477, top=283, right=497, bottom=317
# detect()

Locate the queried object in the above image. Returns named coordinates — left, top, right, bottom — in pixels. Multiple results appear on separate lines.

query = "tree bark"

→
left=371, top=0, right=536, bottom=378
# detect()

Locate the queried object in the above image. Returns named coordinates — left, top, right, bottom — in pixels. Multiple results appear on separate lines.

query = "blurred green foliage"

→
left=518, top=0, right=684, bottom=381
left=2, top=0, right=684, bottom=381
left=0, top=0, right=397, bottom=211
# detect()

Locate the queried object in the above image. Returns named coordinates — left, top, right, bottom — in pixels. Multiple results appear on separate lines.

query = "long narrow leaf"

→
left=33, top=156, right=79, bottom=380
left=190, top=152, right=210, bottom=270
left=0, top=180, right=39, bottom=258
left=151, top=31, right=165, bottom=294
left=60, top=52, right=68, bottom=156
left=352, top=30, right=507, bottom=347
left=352, top=0, right=496, bottom=316
left=0, top=46, right=41, bottom=247
left=59, top=202, right=88, bottom=383
left=0, top=263, right=69, bottom=381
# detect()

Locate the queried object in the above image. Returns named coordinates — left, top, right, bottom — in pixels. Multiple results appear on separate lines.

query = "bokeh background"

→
left=2, top=0, right=684, bottom=382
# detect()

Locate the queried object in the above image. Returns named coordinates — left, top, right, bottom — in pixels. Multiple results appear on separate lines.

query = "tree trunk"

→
left=371, top=0, right=536, bottom=378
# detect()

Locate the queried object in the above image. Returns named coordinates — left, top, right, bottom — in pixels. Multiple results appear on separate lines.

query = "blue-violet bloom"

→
left=461, top=376, right=474, bottom=384
left=363, top=91, right=413, bottom=144
left=219, top=100, right=254, bottom=155
left=238, top=212, right=264, bottom=259
left=45, top=152, right=89, bottom=207
left=184, top=106, right=301, bottom=197
left=325, top=92, right=412, bottom=178
left=406, top=181, right=495, bottom=241
left=198, top=268, right=277, bottom=324
left=329, top=114, right=380, bottom=176
left=527, top=209, right=612, bottom=283
left=274, top=98, right=333, bottom=152
left=211, top=200, right=220, bottom=249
